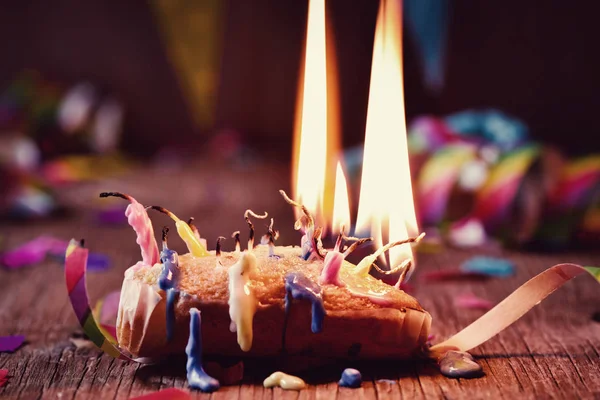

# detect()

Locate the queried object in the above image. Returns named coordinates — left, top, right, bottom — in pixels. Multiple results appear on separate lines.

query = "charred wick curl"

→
left=231, top=231, right=241, bottom=252
left=394, top=261, right=413, bottom=289
left=278, top=190, right=314, bottom=230
left=267, top=218, right=279, bottom=244
left=99, top=191, right=132, bottom=201
left=149, top=205, right=176, bottom=220
left=343, top=237, right=373, bottom=257
left=372, top=258, right=412, bottom=276
left=215, top=236, right=226, bottom=258
left=187, top=217, right=200, bottom=239
left=334, top=231, right=344, bottom=252
left=244, top=209, right=268, bottom=250
left=312, top=227, right=327, bottom=259
left=162, top=226, right=170, bottom=248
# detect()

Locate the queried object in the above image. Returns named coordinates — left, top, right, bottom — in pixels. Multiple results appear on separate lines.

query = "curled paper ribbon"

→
left=429, top=263, right=600, bottom=357
left=65, top=239, right=141, bottom=362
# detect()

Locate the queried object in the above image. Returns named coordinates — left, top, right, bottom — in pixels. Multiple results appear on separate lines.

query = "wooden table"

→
left=1, top=161, right=599, bottom=399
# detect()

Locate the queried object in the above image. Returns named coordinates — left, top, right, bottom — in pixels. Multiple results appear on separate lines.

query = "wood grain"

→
left=1, top=162, right=599, bottom=399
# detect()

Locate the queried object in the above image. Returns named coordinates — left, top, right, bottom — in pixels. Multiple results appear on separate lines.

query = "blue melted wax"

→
left=339, top=368, right=362, bottom=388
left=159, top=246, right=180, bottom=342
left=186, top=308, right=220, bottom=392
left=283, top=272, right=325, bottom=340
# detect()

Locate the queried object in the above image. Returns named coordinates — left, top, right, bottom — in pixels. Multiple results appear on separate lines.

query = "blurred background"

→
left=0, top=0, right=599, bottom=254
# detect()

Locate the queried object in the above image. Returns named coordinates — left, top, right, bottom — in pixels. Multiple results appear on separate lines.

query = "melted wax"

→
left=263, top=371, right=306, bottom=390
left=186, top=308, right=220, bottom=392
left=228, top=252, right=258, bottom=351
left=284, top=272, right=325, bottom=333
left=339, top=368, right=362, bottom=388
left=159, top=246, right=180, bottom=342
left=439, top=350, right=483, bottom=379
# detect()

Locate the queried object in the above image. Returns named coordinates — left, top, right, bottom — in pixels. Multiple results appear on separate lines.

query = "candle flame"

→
left=356, top=0, right=418, bottom=269
left=292, top=0, right=340, bottom=229
left=332, top=161, right=351, bottom=236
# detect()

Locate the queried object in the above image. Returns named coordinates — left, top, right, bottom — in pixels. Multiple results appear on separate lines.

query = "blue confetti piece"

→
left=460, top=256, right=515, bottom=278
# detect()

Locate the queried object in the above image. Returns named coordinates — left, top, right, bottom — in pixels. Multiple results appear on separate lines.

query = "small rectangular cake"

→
left=117, top=245, right=431, bottom=360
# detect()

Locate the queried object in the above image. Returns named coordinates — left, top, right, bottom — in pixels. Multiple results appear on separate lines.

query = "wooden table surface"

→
left=1, top=161, right=599, bottom=399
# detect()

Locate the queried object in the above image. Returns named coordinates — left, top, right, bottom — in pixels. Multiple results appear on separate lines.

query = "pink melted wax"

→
left=124, top=197, right=159, bottom=266
left=320, top=252, right=395, bottom=306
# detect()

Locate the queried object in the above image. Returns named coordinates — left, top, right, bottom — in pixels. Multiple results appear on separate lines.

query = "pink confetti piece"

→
left=0, top=335, right=25, bottom=353
left=0, top=236, right=60, bottom=269
left=1, top=236, right=110, bottom=271
left=454, top=294, right=494, bottom=311
left=130, top=388, right=192, bottom=400
left=0, top=368, right=8, bottom=387
left=421, top=269, right=490, bottom=282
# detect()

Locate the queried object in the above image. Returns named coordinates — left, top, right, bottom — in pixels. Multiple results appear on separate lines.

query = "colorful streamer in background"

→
left=472, top=145, right=540, bottom=226
left=150, top=0, right=224, bottom=129
left=64, top=240, right=133, bottom=361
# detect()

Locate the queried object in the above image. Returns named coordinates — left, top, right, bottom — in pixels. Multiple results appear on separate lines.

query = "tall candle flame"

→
left=292, top=0, right=340, bottom=229
left=356, top=0, right=418, bottom=271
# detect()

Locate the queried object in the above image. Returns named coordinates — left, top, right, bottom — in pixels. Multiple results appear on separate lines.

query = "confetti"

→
left=460, top=256, right=515, bottom=278
left=0, top=369, right=8, bottom=387
left=0, top=335, right=25, bottom=353
left=1, top=236, right=59, bottom=269
left=130, top=388, right=192, bottom=400
left=1, top=236, right=110, bottom=271
left=454, top=294, right=494, bottom=311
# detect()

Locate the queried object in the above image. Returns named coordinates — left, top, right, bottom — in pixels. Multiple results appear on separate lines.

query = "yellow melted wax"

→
left=227, top=252, right=258, bottom=351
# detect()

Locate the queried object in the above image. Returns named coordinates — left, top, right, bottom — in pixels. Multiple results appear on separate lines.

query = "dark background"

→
left=1, top=0, right=599, bottom=156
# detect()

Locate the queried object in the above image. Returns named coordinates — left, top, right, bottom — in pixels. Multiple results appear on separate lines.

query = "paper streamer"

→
left=429, top=263, right=600, bottom=356
left=417, top=144, right=477, bottom=225
left=549, top=155, right=600, bottom=210
left=472, top=145, right=540, bottom=227
left=65, top=239, right=135, bottom=361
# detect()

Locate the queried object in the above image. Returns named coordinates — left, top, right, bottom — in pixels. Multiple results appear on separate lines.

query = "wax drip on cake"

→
left=158, top=227, right=180, bottom=342
left=260, top=218, right=280, bottom=258
left=99, top=192, right=159, bottom=266
left=354, top=232, right=426, bottom=287
left=279, top=190, right=326, bottom=260
left=231, top=231, right=241, bottom=253
left=149, top=206, right=208, bottom=257
left=320, top=225, right=372, bottom=286
left=282, top=271, right=326, bottom=351
left=244, top=209, right=268, bottom=250
left=186, top=308, right=220, bottom=392
left=215, top=236, right=226, bottom=267
left=227, top=252, right=259, bottom=351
